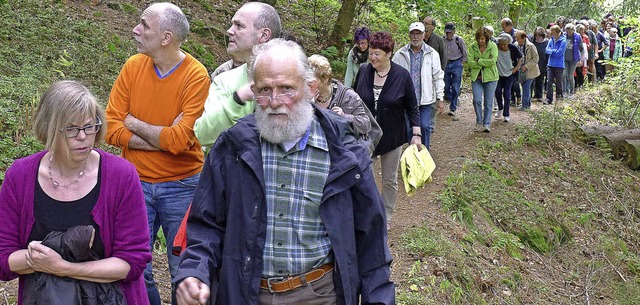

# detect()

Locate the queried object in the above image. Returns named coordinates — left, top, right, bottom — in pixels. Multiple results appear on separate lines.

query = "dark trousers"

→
left=495, top=75, right=513, bottom=117
left=595, top=51, right=606, bottom=81
left=575, top=65, right=585, bottom=88
left=546, top=67, right=564, bottom=103
left=533, top=68, right=547, bottom=99
left=510, top=72, right=521, bottom=102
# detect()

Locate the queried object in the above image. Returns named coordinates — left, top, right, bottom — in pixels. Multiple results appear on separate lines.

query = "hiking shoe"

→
left=503, top=116, right=510, bottom=122
left=448, top=110, right=455, bottom=116
left=475, top=123, right=483, bottom=132
left=543, top=100, right=552, bottom=105
left=495, top=111, right=502, bottom=119
left=483, top=125, right=491, bottom=132
left=452, top=113, right=460, bottom=121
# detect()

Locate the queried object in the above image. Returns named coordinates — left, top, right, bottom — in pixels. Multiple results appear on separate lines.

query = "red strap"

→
left=171, top=204, right=192, bottom=256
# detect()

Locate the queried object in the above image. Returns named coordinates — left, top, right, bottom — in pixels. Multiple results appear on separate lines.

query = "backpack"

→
left=443, top=35, right=465, bottom=55
left=333, top=81, right=382, bottom=156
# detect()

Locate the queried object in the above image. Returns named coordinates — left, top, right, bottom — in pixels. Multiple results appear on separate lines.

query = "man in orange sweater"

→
left=105, top=3, right=210, bottom=305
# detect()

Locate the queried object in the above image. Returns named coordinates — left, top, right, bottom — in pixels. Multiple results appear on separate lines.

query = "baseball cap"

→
left=409, top=22, right=425, bottom=33
left=444, top=22, right=456, bottom=33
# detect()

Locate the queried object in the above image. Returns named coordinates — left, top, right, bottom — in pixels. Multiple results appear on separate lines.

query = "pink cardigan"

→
left=0, top=149, right=152, bottom=305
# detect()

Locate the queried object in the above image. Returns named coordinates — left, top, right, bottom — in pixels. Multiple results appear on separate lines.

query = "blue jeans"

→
left=521, top=78, right=534, bottom=109
left=141, top=173, right=200, bottom=305
left=405, top=104, right=434, bottom=151
left=472, top=79, right=497, bottom=127
left=444, top=59, right=463, bottom=112
left=495, top=75, right=513, bottom=117
left=563, top=60, right=578, bottom=95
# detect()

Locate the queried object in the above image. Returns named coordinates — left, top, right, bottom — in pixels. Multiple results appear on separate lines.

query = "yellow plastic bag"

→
left=400, top=144, right=436, bottom=196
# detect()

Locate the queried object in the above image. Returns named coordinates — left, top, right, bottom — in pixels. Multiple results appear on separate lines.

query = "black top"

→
left=354, top=62, right=419, bottom=156
left=533, top=39, right=549, bottom=71
left=507, top=43, right=523, bottom=68
left=29, top=160, right=104, bottom=258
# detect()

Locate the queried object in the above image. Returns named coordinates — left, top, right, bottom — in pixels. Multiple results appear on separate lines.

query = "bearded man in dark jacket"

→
left=174, top=38, right=394, bottom=305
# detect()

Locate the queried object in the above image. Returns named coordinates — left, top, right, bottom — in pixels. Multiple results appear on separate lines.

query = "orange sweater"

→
left=106, top=53, right=210, bottom=182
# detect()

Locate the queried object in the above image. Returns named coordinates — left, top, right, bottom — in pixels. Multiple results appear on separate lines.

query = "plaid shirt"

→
left=261, top=118, right=332, bottom=277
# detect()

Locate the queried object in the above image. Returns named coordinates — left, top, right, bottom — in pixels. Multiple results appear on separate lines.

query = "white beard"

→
left=255, top=92, right=315, bottom=144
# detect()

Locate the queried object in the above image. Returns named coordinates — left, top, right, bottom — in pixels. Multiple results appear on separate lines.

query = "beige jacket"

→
left=516, top=39, right=541, bottom=80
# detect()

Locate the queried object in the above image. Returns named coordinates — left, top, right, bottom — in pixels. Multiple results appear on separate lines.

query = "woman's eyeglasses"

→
left=61, top=118, right=102, bottom=138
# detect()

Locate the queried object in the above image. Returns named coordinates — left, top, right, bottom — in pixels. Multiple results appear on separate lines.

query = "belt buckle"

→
left=267, top=276, right=285, bottom=293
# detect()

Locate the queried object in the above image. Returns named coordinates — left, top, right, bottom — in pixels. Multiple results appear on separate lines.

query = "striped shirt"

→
left=261, top=118, right=332, bottom=277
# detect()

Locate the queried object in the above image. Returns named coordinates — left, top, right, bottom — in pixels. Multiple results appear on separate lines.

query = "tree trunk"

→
left=614, top=139, right=640, bottom=170
left=328, top=0, right=358, bottom=55
left=508, top=3, right=521, bottom=28
left=603, top=129, right=640, bottom=150
left=574, top=125, right=622, bottom=146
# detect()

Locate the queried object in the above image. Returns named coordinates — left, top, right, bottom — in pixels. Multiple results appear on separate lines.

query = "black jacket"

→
left=23, top=226, right=126, bottom=305
left=353, top=62, right=419, bottom=156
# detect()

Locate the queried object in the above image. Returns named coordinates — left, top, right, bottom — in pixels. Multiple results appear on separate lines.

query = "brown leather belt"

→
left=260, top=263, right=334, bottom=293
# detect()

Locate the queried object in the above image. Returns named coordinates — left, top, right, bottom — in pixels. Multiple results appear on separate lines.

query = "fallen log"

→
left=574, top=125, right=622, bottom=145
left=603, top=129, right=640, bottom=150
left=613, top=139, right=640, bottom=170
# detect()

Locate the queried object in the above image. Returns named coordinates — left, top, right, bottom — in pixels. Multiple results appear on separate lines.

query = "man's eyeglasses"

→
left=254, top=88, right=301, bottom=106
left=61, top=118, right=102, bottom=138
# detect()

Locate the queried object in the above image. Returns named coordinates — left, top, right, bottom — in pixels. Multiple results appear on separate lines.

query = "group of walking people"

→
left=468, top=14, right=632, bottom=133
left=0, top=2, right=635, bottom=305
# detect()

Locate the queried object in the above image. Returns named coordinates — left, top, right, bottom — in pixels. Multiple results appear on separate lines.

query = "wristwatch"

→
left=232, top=90, right=245, bottom=106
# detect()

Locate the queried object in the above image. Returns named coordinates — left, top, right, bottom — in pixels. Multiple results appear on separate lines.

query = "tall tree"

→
left=328, top=0, right=358, bottom=53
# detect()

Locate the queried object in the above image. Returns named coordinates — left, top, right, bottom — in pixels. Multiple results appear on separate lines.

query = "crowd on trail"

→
left=0, top=1, right=637, bottom=305
left=345, top=14, right=635, bottom=133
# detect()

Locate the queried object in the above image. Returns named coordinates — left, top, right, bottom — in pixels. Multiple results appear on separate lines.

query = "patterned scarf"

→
left=352, top=45, right=369, bottom=64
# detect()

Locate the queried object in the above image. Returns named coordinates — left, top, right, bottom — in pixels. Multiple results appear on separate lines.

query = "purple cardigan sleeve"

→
left=0, top=160, right=25, bottom=281
left=94, top=150, right=151, bottom=283
left=0, top=152, right=42, bottom=281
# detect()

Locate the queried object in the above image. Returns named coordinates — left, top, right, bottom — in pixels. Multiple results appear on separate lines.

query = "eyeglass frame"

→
left=60, top=117, right=102, bottom=138
left=253, top=87, right=303, bottom=106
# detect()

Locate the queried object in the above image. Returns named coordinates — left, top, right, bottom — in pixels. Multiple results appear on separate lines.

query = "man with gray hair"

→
left=174, top=38, right=394, bottom=305
left=105, top=3, right=210, bottom=304
left=393, top=21, right=445, bottom=150
left=194, top=2, right=282, bottom=148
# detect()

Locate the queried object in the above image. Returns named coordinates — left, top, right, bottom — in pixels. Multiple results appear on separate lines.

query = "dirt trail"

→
left=387, top=90, right=535, bottom=280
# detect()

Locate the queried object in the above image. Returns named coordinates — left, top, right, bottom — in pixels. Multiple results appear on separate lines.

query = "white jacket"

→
left=392, top=43, right=445, bottom=106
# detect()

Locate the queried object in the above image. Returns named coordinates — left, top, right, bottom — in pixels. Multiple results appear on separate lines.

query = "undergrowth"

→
left=399, top=91, right=640, bottom=304
left=0, top=0, right=217, bottom=180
